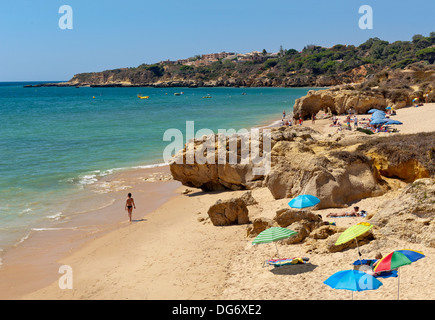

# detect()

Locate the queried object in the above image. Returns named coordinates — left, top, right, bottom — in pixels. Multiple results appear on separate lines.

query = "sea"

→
left=0, top=82, right=315, bottom=255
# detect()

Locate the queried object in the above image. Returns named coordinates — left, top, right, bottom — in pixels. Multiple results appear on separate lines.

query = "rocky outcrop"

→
left=246, top=218, right=277, bottom=237
left=264, top=129, right=386, bottom=208
left=356, top=132, right=435, bottom=183
left=206, top=191, right=257, bottom=226
left=170, top=127, right=434, bottom=211
left=170, top=126, right=388, bottom=208
left=368, top=178, right=435, bottom=247
left=292, top=88, right=402, bottom=119
left=207, top=197, right=250, bottom=226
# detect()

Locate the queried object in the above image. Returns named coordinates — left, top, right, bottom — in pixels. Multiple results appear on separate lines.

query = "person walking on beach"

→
left=125, top=193, right=136, bottom=222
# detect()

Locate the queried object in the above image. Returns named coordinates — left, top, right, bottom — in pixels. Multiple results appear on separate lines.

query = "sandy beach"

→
left=1, top=103, right=434, bottom=300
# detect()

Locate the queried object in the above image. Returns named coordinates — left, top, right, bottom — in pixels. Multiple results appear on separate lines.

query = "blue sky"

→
left=0, top=0, right=434, bottom=81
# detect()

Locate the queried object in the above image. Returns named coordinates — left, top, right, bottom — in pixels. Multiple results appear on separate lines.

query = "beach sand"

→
left=2, top=103, right=435, bottom=300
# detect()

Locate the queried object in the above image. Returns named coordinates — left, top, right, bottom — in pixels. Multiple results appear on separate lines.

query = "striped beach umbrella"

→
left=335, top=223, right=373, bottom=246
left=252, top=227, right=297, bottom=258
left=336, top=223, right=373, bottom=262
left=373, top=249, right=425, bottom=299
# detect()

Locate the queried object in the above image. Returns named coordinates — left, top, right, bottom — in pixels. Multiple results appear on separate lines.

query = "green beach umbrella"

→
left=252, top=227, right=297, bottom=258
left=335, top=222, right=373, bottom=261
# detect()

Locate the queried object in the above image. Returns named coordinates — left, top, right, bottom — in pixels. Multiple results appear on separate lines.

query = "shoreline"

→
left=0, top=102, right=288, bottom=300
left=0, top=164, right=181, bottom=299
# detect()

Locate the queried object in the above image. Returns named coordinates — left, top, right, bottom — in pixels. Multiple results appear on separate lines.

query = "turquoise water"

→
left=0, top=83, right=314, bottom=250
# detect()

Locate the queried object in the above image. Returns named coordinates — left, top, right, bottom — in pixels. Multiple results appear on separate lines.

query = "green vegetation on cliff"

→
left=69, top=32, right=435, bottom=87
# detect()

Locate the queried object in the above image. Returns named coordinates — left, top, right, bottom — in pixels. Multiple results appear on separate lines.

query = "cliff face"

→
left=169, top=126, right=435, bottom=210
left=293, top=68, right=435, bottom=117
left=41, top=70, right=358, bottom=88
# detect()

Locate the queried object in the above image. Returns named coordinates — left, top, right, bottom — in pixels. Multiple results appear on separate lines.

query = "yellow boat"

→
left=137, top=95, right=149, bottom=99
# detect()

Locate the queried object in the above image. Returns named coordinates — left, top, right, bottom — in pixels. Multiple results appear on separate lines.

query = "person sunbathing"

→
left=326, top=206, right=360, bottom=217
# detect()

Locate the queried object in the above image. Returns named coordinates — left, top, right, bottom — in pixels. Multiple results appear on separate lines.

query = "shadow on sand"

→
left=269, top=263, right=318, bottom=276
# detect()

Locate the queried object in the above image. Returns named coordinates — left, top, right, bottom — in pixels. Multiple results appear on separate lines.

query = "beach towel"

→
left=375, top=270, right=398, bottom=279
left=265, top=257, right=309, bottom=267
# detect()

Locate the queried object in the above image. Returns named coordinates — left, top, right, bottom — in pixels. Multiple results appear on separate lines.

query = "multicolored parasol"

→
left=373, top=249, right=425, bottom=299
left=373, top=249, right=425, bottom=273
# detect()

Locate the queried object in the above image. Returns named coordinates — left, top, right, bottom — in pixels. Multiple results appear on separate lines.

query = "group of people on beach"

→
left=330, top=114, right=358, bottom=131
left=281, top=111, right=317, bottom=127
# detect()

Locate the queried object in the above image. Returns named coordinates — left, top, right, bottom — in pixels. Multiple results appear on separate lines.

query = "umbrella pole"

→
left=275, top=242, right=279, bottom=259
left=397, top=269, right=400, bottom=300
left=355, top=238, right=362, bottom=265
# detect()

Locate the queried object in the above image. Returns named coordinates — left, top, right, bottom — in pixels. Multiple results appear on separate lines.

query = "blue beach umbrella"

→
left=371, top=113, right=386, bottom=119
left=372, top=110, right=386, bottom=115
left=288, top=194, right=320, bottom=209
left=324, top=269, right=383, bottom=299
left=384, top=120, right=403, bottom=125
left=370, top=119, right=388, bottom=125
left=385, top=106, right=392, bottom=110
left=368, top=109, right=380, bottom=113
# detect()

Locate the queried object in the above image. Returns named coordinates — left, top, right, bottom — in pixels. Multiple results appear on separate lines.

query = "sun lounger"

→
left=265, top=257, right=309, bottom=268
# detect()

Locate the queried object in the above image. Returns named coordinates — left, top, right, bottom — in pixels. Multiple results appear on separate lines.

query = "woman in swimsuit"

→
left=125, top=193, right=136, bottom=222
left=326, top=206, right=360, bottom=218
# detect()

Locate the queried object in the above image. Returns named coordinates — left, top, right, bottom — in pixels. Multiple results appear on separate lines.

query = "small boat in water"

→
left=137, top=95, right=149, bottom=99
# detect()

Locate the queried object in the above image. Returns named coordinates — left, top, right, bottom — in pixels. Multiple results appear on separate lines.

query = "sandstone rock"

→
left=293, top=89, right=391, bottom=119
left=265, top=141, right=385, bottom=207
left=170, top=126, right=386, bottom=209
left=207, top=198, right=249, bottom=226
left=239, top=191, right=258, bottom=206
left=309, top=225, right=340, bottom=240
left=246, top=218, right=277, bottom=237
left=283, top=221, right=310, bottom=244
left=368, top=178, right=435, bottom=247
left=274, top=208, right=322, bottom=228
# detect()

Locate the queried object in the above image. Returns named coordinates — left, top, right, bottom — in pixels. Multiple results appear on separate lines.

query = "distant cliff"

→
left=29, top=33, right=435, bottom=88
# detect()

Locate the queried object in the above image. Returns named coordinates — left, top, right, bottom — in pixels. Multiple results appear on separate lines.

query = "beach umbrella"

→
left=252, top=227, right=297, bottom=258
left=371, top=111, right=386, bottom=117
left=373, top=249, right=425, bottom=299
left=288, top=194, right=320, bottom=209
left=336, top=222, right=373, bottom=262
left=371, top=114, right=386, bottom=120
left=384, top=119, right=402, bottom=125
left=324, top=269, right=383, bottom=299
left=385, top=106, right=391, bottom=110
left=370, top=119, right=388, bottom=125
left=368, top=109, right=381, bottom=113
